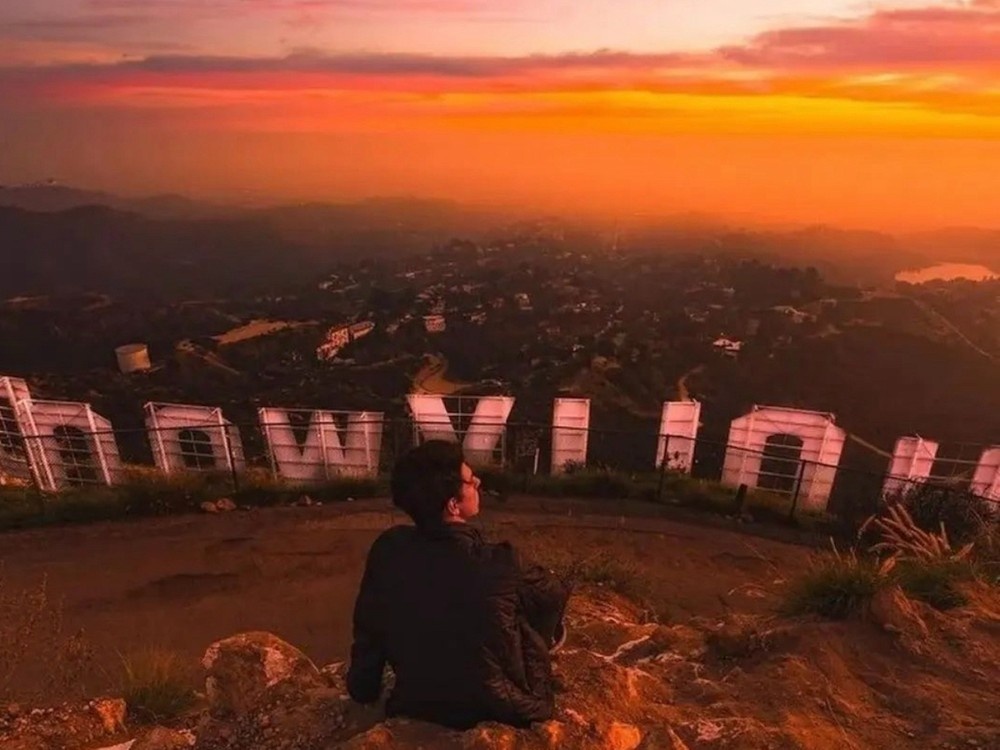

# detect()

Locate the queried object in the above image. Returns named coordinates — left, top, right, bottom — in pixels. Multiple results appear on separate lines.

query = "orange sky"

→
left=0, top=0, right=998, bottom=228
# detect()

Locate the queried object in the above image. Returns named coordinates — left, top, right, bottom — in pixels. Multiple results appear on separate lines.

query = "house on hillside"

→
left=424, top=314, right=446, bottom=333
left=713, top=337, right=743, bottom=358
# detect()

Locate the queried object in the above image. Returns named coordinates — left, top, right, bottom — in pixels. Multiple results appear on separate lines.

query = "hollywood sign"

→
left=1, top=375, right=998, bottom=513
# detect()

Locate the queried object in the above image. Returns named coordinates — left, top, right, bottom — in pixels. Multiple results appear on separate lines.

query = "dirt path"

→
left=411, top=354, right=469, bottom=394
left=905, top=295, right=999, bottom=364
left=0, top=499, right=812, bottom=699
left=676, top=364, right=704, bottom=401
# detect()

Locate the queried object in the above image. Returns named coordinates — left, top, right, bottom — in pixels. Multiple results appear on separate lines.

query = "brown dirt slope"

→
left=0, top=503, right=997, bottom=749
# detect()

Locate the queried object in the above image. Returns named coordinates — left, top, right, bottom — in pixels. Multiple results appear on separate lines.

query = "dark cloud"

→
left=3, top=13, right=149, bottom=42
left=0, top=49, right=696, bottom=79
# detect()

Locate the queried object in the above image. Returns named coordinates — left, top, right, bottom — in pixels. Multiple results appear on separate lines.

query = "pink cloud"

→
left=1, top=0, right=996, bottom=122
left=721, top=0, right=1000, bottom=68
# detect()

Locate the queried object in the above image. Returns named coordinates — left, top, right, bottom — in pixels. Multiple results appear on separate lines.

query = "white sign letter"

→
left=406, top=395, right=514, bottom=466
left=551, top=398, right=590, bottom=474
left=656, top=400, right=702, bottom=473
left=722, top=405, right=846, bottom=512
left=0, top=376, right=32, bottom=486
left=16, top=399, right=123, bottom=491
left=971, top=446, right=1000, bottom=502
left=882, top=436, right=939, bottom=498
left=259, top=407, right=384, bottom=481
left=145, top=403, right=246, bottom=476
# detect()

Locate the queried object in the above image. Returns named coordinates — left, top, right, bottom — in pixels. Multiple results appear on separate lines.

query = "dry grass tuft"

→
left=0, top=568, right=95, bottom=702
left=118, top=648, right=198, bottom=724
left=782, top=543, right=895, bottom=619
left=862, top=503, right=975, bottom=563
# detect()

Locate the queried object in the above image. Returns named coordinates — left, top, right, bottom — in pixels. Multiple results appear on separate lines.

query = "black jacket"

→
left=346, top=523, right=570, bottom=729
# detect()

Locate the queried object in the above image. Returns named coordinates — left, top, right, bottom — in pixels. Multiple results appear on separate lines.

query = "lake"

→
left=895, top=263, right=998, bottom=284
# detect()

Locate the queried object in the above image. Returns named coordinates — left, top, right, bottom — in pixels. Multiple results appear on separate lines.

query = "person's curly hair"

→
left=391, top=440, right=465, bottom=526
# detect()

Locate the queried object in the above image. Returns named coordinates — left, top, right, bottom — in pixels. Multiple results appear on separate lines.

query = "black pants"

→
left=522, top=580, right=571, bottom=648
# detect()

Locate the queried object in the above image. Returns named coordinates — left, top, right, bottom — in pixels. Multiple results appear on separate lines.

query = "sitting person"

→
left=346, top=440, right=571, bottom=729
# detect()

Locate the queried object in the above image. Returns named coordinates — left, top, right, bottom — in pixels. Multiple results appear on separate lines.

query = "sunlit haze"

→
left=1, top=0, right=998, bottom=228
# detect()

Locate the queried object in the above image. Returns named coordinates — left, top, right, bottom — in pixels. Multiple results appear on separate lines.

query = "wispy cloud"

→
left=1, top=0, right=996, bottom=136
left=82, top=0, right=538, bottom=23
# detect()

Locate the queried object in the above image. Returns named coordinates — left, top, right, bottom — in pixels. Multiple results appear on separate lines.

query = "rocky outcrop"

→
left=183, top=589, right=805, bottom=749
left=0, top=698, right=126, bottom=750
left=202, top=632, right=325, bottom=718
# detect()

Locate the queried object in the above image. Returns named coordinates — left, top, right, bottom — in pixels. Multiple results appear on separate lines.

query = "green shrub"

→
left=897, top=561, right=971, bottom=610
left=118, top=648, right=197, bottom=723
left=0, top=470, right=391, bottom=531
left=564, top=551, right=644, bottom=598
left=890, top=484, right=995, bottom=546
left=783, top=554, right=890, bottom=619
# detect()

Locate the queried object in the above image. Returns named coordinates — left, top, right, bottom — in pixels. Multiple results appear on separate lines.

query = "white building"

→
left=713, top=337, right=743, bottom=357
left=424, top=315, right=446, bottom=333
left=772, top=306, right=814, bottom=324
left=350, top=321, right=376, bottom=340
left=115, top=343, right=152, bottom=374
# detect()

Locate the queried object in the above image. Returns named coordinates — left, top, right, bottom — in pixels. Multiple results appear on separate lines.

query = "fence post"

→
left=23, top=433, right=47, bottom=515
left=219, top=414, right=240, bottom=494
left=733, top=483, right=748, bottom=515
left=788, top=460, right=807, bottom=522
left=656, top=433, right=670, bottom=503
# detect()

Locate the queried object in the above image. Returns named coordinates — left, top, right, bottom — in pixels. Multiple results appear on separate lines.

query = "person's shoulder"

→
left=375, top=524, right=417, bottom=542
left=369, top=524, right=418, bottom=554
left=481, top=537, right=521, bottom=570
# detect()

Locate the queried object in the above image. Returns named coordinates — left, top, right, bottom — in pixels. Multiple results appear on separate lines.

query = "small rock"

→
left=461, top=724, right=519, bottom=749
left=215, top=498, right=237, bottom=512
left=603, top=721, right=643, bottom=750
left=91, top=698, right=127, bottom=734
left=341, top=724, right=395, bottom=749
left=536, top=720, right=566, bottom=748
left=199, top=501, right=219, bottom=514
left=132, top=726, right=195, bottom=750
left=639, top=727, right=692, bottom=750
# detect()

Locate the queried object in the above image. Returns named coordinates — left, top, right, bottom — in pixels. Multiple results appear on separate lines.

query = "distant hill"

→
left=0, top=184, right=227, bottom=220
left=0, top=184, right=119, bottom=212
left=1, top=184, right=995, bottom=292
left=709, top=226, right=929, bottom=285
left=0, top=205, right=316, bottom=299
left=903, top=228, right=1000, bottom=268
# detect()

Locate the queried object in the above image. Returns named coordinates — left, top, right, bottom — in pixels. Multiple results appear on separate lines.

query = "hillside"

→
left=0, top=501, right=997, bottom=749
left=0, top=206, right=315, bottom=299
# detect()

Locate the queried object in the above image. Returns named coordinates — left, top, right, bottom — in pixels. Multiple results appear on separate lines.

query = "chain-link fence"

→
left=2, top=412, right=996, bottom=528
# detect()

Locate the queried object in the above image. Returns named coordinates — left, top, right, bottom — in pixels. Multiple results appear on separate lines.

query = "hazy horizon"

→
left=1, top=1, right=998, bottom=232
left=7, top=180, right=1000, bottom=238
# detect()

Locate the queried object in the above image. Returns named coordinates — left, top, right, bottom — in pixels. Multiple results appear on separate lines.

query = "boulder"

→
left=201, top=632, right=324, bottom=718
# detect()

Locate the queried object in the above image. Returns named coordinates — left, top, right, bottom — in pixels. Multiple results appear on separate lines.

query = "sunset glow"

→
left=1, top=0, right=998, bottom=227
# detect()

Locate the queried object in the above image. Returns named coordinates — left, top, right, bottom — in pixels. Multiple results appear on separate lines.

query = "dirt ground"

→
left=0, top=496, right=814, bottom=699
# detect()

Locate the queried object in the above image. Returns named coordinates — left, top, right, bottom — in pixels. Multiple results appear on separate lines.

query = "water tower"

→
left=115, top=343, right=152, bottom=374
